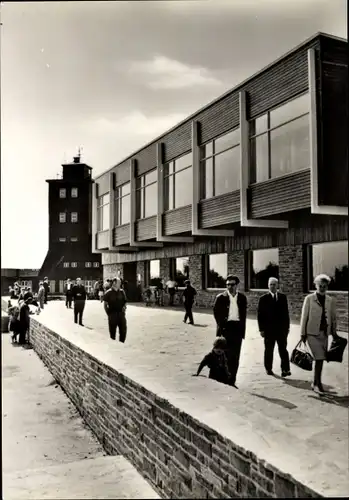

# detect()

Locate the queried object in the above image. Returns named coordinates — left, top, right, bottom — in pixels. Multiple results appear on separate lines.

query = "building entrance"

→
left=123, top=262, right=140, bottom=302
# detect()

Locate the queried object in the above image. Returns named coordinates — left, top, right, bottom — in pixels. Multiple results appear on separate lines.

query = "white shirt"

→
left=67, top=283, right=72, bottom=290
left=166, top=280, right=176, bottom=289
left=270, top=292, right=278, bottom=301
left=228, top=292, right=240, bottom=321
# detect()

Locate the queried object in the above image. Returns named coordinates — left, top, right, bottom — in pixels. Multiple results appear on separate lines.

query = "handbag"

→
left=327, top=335, right=348, bottom=363
left=291, top=340, right=313, bottom=371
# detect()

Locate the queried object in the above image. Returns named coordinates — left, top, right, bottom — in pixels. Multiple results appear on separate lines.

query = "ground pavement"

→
left=1, top=333, right=159, bottom=499
left=3, top=298, right=349, bottom=497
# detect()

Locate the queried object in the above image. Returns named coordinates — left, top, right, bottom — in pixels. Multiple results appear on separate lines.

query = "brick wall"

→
left=28, top=317, right=320, bottom=499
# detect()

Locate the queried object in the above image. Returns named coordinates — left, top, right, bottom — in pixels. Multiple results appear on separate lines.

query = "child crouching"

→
left=194, top=337, right=231, bottom=385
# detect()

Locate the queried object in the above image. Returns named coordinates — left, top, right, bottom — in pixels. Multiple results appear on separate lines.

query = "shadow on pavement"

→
left=249, top=392, right=298, bottom=410
left=275, top=375, right=336, bottom=393
left=308, top=394, right=349, bottom=408
left=192, top=324, right=209, bottom=328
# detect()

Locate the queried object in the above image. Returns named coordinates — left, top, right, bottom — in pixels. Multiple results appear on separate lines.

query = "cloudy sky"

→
left=1, top=0, right=346, bottom=268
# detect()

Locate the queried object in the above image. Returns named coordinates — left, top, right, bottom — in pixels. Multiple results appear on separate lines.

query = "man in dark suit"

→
left=71, top=278, right=87, bottom=326
left=257, top=277, right=291, bottom=377
left=64, top=278, right=73, bottom=309
left=43, top=277, right=50, bottom=304
left=213, top=275, right=247, bottom=388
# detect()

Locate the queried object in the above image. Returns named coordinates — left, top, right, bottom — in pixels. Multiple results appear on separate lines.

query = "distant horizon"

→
left=1, top=0, right=346, bottom=268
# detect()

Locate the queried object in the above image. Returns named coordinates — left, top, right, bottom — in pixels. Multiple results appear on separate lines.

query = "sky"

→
left=1, top=0, right=347, bottom=269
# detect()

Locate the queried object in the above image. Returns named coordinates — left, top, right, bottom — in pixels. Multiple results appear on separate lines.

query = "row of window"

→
left=63, top=262, right=100, bottom=268
left=96, top=92, right=310, bottom=231
left=59, top=237, right=79, bottom=242
left=59, top=212, right=78, bottom=223
left=59, top=188, right=79, bottom=199
left=143, top=241, right=348, bottom=292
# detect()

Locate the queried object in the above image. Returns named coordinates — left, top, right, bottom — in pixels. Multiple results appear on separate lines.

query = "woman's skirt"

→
left=307, top=331, right=328, bottom=361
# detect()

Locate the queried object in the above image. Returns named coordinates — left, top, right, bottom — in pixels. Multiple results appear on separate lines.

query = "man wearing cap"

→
left=257, top=277, right=291, bottom=377
left=103, top=277, right=127, bottom=343
left=182, top=279, right=197, bottom=325
left=213, top=275, right=247, bottom=387
left=71, top=278, right=87, bottom=326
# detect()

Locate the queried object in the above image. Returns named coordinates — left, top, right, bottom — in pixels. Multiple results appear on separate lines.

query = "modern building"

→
left=92, top=32, right=348, bottom=330
left=1, top=268, right=40, bottom=295
left=39, top=153, right=102, bottom=295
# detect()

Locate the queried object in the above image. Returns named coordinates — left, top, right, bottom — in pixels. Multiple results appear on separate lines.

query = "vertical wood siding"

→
left=163, top=205, right=192, bottom=235
left=136, top=216, right=157, bottom=241
left=249, top=170, right=311, bottom=218
left=200, top=191, right=240, bottom=228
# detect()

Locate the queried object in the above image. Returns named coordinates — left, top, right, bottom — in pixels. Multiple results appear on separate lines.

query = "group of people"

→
left=196, top=273, right=341, bottom=394
left=7, top=278, right=50, bottom=345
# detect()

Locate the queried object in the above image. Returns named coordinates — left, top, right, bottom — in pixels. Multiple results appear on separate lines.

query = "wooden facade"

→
left=93, top=32, right=348, bottom=267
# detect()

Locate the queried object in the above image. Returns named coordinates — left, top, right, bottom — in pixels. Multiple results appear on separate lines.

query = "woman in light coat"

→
left=300, top=274, right=339, bottom=393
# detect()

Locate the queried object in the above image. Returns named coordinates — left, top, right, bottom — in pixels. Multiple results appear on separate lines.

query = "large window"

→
left=249, top=93, right=310, bottom=183
left=205, top=253, right=228, bottom=289
left=136, top=170, right=157, bottom=219
left=250, top=248, right=279, bottom=289
left=309, top=241, right=348, bottom=291
left=200, top=128, right=240, bottom=199
left=97, top=193, right=110, bottom=231
left=171, top=256, right=190, bottom=287
left=145, top=259, right=162, bottom=287
left=164, top=153, right=192, bottom=210
left=115, top=183, right=130, bottom=225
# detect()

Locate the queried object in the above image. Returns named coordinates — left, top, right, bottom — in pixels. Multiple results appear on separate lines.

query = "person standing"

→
left=300, top=274, right=339, bottom=394
left=43, top=277, right=50, bottom=304
left=97, top=279, right=104, bottom=302
left=257, top=277, right=291, bottom=377
left=166, top=278, right=177, bottom=306
left=103, top=278, right=127, bottom=343
left=23, top=287, right=34, bottom=302
left=71, top=278, right=87, bottom=326
left=182, top=280, right=197, bottom=325
left=64, top=278, right=73, bottom=309
left=18, top=296, right=32, bottom=345
left=213, top=275, right=247, bottom=388
left=37, top=281, right=45, bottom=311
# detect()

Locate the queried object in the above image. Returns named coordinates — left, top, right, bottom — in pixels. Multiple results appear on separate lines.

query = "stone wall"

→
left=28, top=317, right=320, bottom=499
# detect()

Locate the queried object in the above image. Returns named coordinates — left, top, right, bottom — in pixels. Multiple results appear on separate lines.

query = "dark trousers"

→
left=184, top=301, right=194, bottom=324
left=264, top=332, right=290, bottom=373
left=18, top=326, right=28, bottom=345
left=223, top=321, right=244, bottom=385
left=107, top=312, right=127, bottom=343
left=168, top=289, right=175, bottom=306
left=44, top=292, right=48, bottom=304
left=74, top=300, right=85, bottom=325
left=66, top=293, right=73, bottom=308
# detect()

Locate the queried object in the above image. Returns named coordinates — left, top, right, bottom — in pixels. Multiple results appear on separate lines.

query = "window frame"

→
left=204, top=253, right=228, bottom=290
left=70, top=237, right=78, bottom=242
left=249, top=92, right=310, bottom=185
left=63, top=262, right=70, bottom=268
left=93, top=262, right=100, bottom=268
left=200, top=128, right=240, bottom=200
left=85, top=262, right=92, bottom=268
left=59, top=212, right=66, bottom=223
left=59, top=237, right=67, bottom=242
left=71, top=187, right=78, bottom=198
left=163, top=152, right=192, bottom=211
left=136, top=168, right=157, bottom=219
left=59, top=188, right=66, bottom=198
left=248, top=247, right=280, bottom=291
left=307, top=241, right=348, bottom=293
left=71, top=262, right=78, bottom=268
left=114, top=182, right=131, bottom=226
left=71, top=212, right=78, bottom=223
left=172, top=256, right=190, bottom=288
left=97, top=193, right=110, bottom=232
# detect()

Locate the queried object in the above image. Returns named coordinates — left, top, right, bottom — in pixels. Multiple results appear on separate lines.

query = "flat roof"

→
left=95, top=31, right=347, bottom=181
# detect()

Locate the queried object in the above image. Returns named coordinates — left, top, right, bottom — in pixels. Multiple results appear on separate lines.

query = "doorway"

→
left=123, top=262, right=139, bottom=302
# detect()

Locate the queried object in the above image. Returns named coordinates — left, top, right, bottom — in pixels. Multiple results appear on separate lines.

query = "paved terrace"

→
left=3, top=298, right=348, bottom=497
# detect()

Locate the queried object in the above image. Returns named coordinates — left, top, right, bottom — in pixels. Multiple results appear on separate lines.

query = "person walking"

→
left=18, top=296, right=32, bottom=345
left=257, top=277, right=291, bottom=377
left=182, top=280, right=197, bottom=325
left=37, top=281, right=45, bottom=311
left=300, top=273, right=339, bottom=394
left=71, top=278, right=87, bottom=326
left=64, top=278, right=73, bottom=309
left=166, top=278, right=177, bottom=306
left=43, top=277, right=50, bottom=304
left=213, top=275, right=247, bottom=388
left=103, top=278, right=127, bottom=343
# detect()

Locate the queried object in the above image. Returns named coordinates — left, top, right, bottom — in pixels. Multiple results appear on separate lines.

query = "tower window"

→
left=85, top=262, right=92, bottom=268
left=71, top=188, right=78, bottom=198
left=93, top=262, right=100, bottom=268
left=59, top=212, right=66, bottom=223
left=71, top=237, right=78, bottom=242
left=71, top=262, right=78, bottom=268
left=63, top=262, right=69, bottom=268
left=59, top=188, right=66, bottom=198
left=71, top=212, right=78, bottom=223
left=59, top=237, right=66, bottom=242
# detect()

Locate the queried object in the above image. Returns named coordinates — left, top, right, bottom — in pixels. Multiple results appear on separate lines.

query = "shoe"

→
left=311, top=383, right=325, bottom=394
left=79, top=323, right=84, bottom=326
left=189, top=322, right=194, bottom=325
left=266, top=370, right=274, bottom=376
left=281, top=371, right=291, bottom=377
